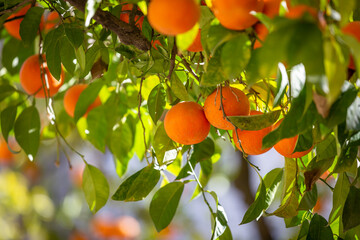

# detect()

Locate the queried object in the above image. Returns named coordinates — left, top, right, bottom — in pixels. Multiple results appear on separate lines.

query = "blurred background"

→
left=0, top=127, right=334, bottom=240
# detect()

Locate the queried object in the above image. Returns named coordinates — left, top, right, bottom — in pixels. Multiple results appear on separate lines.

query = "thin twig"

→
left=180, top=54, right=200, bottom=82
left=138, top=77, right=150, bottom=164
left=319, top=178, right=334, bottom=191
left=167, top=40, right=178, bottom=80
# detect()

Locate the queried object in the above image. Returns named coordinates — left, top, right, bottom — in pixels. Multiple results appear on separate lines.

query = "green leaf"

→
left=153, top=123, right=177, bottom=166
left=150, top=181, right=184, bottom=232
left=82, top=163, right=109, bottom=213
left=342, top=186, right=360, bottom=231
left=346, top=97, right=360, bottom=131
left=208, top=191, right=231, bottom=240
left=14, top=106, right=40, bottom=160
left=112, top=165, right=160, bottom=202
left=229, top=110, right=280, bottom=131
left=74, top=81, right=104, bottom=122
left=201, top=48, right=226, bottom=86
left=323, top=33, right=348, bottom=105
left=64, top=24, right=84, bottom=49
left=110, top=118, right=134, bottom=177
left=46, top=39, right=62, bottom=80
left=334, top=145, right=358, bottom=173
left=1, top=105, right=17, bottom=142
left=263, top=168, right=283, bottom=210
left=0, top=84, right=15, bottom=102
left=306, top=214, right=333, bottom=240
left=329, top=173, right=350, bottom=225
left=270, top=158, right=299, bottom=218
left=298, top=184, right=317, bottom=211
left=19, top=7, right=44, bottom=45
left=206, top=24, right=237, bottom=55
left=221, top=34, right=251, bottom=79
left=240, top=178, right=267, bottom=224
left=81, top=44, right=101, bottom=78
left=60, top=37, right=76, bottom=74
left=170, top=73, right=190, bottom=101
left=176, top=138, right=214, bottom=180
left=86, top=106, right=107, bottom=153
left=147, top=84, right=166, bottom=124
left=2, top=38, right=34, bottom=75
left=298, top=220, right=310, bottom=240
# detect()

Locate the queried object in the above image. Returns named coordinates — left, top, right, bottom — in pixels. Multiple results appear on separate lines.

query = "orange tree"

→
left=1, top=0, right=360, bottom=239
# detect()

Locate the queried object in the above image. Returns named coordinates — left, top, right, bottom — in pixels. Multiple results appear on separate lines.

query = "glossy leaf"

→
left=86, top=106, right=107, bottom=152
left=208, top=191, right=231, bottom=240
left=82, top=163, right=109, bottom=213
left=74, top=81, right=104, bottom=122
left=64, top=24, right=84, bottom=49
left=329, top=173, right=350, bottom=225
left=150, top=182, right=184, bottom=232
left=19, top=7, right=44, bottom=45
left=1, top=105, right=17, bottom=142
left=147, top=84, right=166, bottom=124
left=306, top=214, right=333, bottom=240
left=14, top=106, right=40, bottom=160
left=112, top=165, right=160, bottom=202
left=0, top=84, right=15, bottom=102
left=342, top=186, right=360, bottom=231
left=153, top=123, right=177, bottom=166
left=229, top=110, right=280, bottom=131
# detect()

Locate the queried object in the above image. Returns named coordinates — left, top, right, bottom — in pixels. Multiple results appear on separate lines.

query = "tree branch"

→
left=64, top=0, right=151, bottom=51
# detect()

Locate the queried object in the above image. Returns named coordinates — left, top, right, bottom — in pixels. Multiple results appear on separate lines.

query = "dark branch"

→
left=64, top=0, right=151, bottom=51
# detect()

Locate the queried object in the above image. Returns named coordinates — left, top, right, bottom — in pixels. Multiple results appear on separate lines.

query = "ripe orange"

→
left=232, top=110, right=272, bottom=155
left=262, top=0, right=282, bottom=18
left=204, top=86, right=250, bottom=130
left=211, top=0, right=264, bottom=30
left=187, top=29, right=203, bottom=52
left=0, top=137, right=13, bottom=163
left=273, top=119, right=313, bottom=158
left=148, top=0, right=200, bottom=36
left=285, top=5, right=317, bottom=19
left=114, top=216, right=141, bottom=238
left=63, top=84, right=102, bottom=118
left=20, top=54, right=64, bottom=98
left=119, top=3, right=144, bottom=30
left=342, top=21, right=360, bottom=70
left=254, top=23, right=268, bottom=49
left=4, top=4, right=31, bottom=39
left=164, top=101, right=210, bottom=145
left=44, top=11, right=60, bottom=30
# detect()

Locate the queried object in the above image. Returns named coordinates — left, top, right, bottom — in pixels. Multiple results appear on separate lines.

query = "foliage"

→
left=1, top=0, right=360, bottom=239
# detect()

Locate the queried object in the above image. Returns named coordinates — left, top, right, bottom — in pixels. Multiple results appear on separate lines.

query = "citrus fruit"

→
left=232, top=110, right=272, bottom=155
left=44, top=11, right=60, bottom=30
left=204, top=86, right=250, bottom=130
left=63, top=84, right=102, bottom=118
left=273, top=119, right=313, bottom=158
left=164, top=101, right=210, bottom=145
left=20, top=54, right=64, bottom=98
left=342, top=21, right=360, bottom=70
left=4, top=4, right=31, bottom=39
left=285, top=4, right=317, bottom=19
left=0, top=137, right=13, bottom=163
left=212, top=0, right=264, bottom=30
left=187, top=29, right=203, bottom=52
left=148, top=0, right=200, bottom=36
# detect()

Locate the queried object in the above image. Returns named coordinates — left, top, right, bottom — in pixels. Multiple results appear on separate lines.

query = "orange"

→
left=119, top=3, right=144, bottom=30
left=20, top=54, right=64, bottom=98
left=0, top=137, right=13, bottom=163
left=285, top=4, right=317, bottom=19
left=44, top=11, right=60, bottom=30
left=342, top=21, right=360, bottom=70
left=63, top=84, right=102, bottom=118
left=187, top=29, right=203, bottom=52
left=212, top=0, right=264, bottom=30
left=204, top=86, right=250, bottom=130
left=263, top=0, right=282, bottom=18
left=4, top=4, right=31, bottom=39
left=273, top=119, right=313, bottom=158
left=254, top=23, right=268, bottom=49
left=232, top=110, right=272, bottom=155
left=148, top=0, right=200, bottom=36
left=164, top=101, right=210, bottom=145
